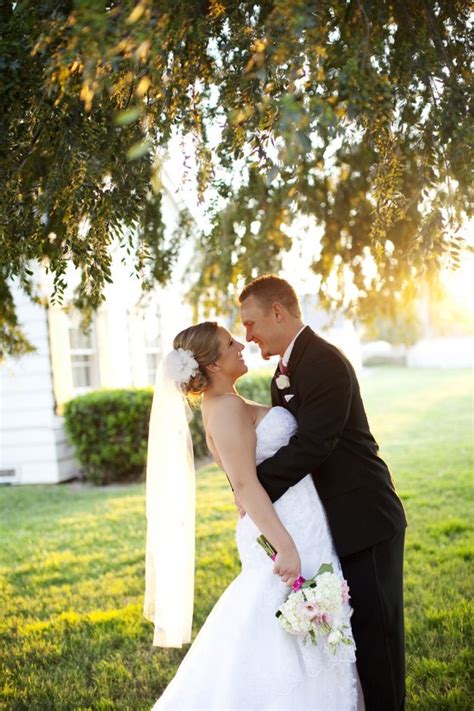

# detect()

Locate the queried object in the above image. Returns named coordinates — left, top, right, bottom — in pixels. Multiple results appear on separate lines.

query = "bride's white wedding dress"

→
left=153, top=406, right=364, bottom=711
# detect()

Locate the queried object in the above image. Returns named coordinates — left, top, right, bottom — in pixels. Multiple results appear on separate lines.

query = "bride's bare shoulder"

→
left=202, top=394, right=252, bottom=432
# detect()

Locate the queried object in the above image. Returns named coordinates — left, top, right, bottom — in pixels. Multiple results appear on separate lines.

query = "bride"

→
left=144, top=320, right=365, bottom=710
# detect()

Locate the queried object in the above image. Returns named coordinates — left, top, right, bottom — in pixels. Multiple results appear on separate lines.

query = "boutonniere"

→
left=275, top=374, right=291, bottom=390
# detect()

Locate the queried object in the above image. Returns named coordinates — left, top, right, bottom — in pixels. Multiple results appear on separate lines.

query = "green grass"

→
left=1, top=368, right=472, bottom=710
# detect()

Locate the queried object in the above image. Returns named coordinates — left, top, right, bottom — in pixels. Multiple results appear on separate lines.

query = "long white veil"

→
left=143, top=351, right=196, bottom=647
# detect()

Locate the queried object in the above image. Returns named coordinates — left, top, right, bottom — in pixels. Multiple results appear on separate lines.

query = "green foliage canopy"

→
left=1, top=0, right=472, bottom=356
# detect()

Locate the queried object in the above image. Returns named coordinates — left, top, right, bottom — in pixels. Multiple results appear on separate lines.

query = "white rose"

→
left=328, top=629, right=342, bottom=645
left=275, top=374, right=290, bottom=389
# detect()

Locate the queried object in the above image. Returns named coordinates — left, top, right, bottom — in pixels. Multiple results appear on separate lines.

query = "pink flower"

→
left=297, top=602, right=320, bottom=620
left=341, top=580, right=351, bottom=603
left=292, top=576, right=306, bottom=591
left=311, top=611, right=330, bottom=625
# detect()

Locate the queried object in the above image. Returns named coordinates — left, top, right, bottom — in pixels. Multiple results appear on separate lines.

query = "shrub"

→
left=64, top=372, right=273, bottom=485
left=236, top=370, right=272, bottom=405
left=188, top=406, right=207, bottom=460
left=64, top=389, right=153, bottom=485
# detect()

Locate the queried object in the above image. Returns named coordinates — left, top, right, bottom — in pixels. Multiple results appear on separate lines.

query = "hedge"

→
left=64, top=372, right=273, bottom=485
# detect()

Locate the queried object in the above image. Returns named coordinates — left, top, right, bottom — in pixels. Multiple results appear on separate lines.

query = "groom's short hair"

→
left=239, top=274, right=302, bottom=318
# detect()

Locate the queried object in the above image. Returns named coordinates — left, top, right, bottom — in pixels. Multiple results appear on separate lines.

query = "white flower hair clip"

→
left=165, top=348, right=200, bottom=386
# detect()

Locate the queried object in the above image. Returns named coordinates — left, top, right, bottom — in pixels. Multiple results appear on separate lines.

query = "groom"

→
left=239, top=274, right=407, bottom=711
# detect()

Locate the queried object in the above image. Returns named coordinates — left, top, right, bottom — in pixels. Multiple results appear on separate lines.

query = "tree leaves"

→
left=0, top=0, right=472, bottom=356
left=114, top=106, right=143, bottom=126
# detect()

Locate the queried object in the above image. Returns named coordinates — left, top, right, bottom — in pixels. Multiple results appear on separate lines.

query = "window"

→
left=68, top=316, right=99, bottom=393
left=143, top=305, right=162, bottom=385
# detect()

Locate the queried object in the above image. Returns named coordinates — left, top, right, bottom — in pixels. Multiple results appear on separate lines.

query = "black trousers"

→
left=340, top=530, right=406, bottom=711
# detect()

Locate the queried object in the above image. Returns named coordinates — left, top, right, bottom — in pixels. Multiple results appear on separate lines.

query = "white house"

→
left=0, top=183, right=194, bottom=485
left=0, top=273, right=193, bottom=486
left=0, top=286, right=78, bottom=485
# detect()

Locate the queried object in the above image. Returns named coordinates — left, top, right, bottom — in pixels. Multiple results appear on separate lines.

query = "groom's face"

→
left=240, top=295, right=280, bottom=359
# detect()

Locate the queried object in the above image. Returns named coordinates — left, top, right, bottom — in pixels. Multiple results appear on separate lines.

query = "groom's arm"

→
left=257, top=351, right=352, bottom=491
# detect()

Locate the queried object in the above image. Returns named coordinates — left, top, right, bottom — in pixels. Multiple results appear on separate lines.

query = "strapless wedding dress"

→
left=153, top=406, right=364, bottom=710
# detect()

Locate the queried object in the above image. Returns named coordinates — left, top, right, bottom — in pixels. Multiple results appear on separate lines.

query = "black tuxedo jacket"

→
left=256, top=326, right=407, bottom=558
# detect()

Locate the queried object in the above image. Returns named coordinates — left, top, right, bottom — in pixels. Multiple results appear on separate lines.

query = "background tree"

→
left=1, top=0, right=472, bottom=357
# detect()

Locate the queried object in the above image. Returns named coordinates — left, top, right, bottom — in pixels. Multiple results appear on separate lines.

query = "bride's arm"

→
left=207, top=396, right=301, bottom=586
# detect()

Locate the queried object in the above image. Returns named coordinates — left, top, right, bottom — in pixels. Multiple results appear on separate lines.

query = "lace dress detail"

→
left=153, top=406, right=364, bottom=711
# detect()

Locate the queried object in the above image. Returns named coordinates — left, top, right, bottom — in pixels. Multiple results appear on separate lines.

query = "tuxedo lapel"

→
left=271, top=363, right=283, bottom=406
left=286, top=325, right=313, bottom=375
left=270, top=327, right=313, bottom=407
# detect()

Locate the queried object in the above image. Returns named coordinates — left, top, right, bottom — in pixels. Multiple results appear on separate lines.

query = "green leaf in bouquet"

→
left=315, top=562, right=334, bottom=577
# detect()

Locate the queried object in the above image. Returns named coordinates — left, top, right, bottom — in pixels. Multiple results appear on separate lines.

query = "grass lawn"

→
left=0, top=368, right=472, bottom=711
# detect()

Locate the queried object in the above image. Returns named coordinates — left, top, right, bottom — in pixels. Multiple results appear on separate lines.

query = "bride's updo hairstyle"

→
left=173, top=321, right=221, bottom=397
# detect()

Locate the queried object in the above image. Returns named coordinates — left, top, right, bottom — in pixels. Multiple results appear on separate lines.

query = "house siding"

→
left=0, top=286, right=79, bottom=484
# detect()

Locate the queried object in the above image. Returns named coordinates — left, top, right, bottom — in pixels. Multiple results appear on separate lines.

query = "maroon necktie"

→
left=279, top=360, right=289, bottom=375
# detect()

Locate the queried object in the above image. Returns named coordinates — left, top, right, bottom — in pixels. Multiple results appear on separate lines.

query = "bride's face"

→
left=214, top=327, right=248, bottom=379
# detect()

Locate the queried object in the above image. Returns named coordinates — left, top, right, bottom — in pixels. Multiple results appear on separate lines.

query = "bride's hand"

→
left=272, top=543, right=302, bottom=587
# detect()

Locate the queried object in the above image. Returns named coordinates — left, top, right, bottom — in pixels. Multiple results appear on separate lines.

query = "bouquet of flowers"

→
left=257, top=534, right=354, bottom=651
